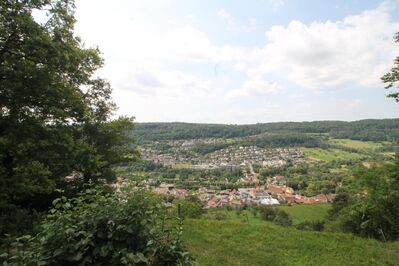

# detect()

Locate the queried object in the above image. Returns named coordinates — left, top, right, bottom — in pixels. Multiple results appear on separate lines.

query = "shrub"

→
left=251, top=206, right=258, bottom=217
left=296, top=220, right=325, bottom=231
left=0, top=202, right=42, bottom=241
left=258, top=206, right=277, bottom=221
left=175, top=195, right=204, bottom=219
left=273, top=210, right=293, bottom=227
left=2, top=188, right=193, bottom=265
left=258, top=206, right=292, bottom=227
left=329, top=158, right=399, bottom=241
left=209, top=211, right=230, bottom=221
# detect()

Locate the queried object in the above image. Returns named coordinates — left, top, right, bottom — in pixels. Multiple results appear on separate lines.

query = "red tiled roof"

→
left=267, top=185, right=285, bottom=194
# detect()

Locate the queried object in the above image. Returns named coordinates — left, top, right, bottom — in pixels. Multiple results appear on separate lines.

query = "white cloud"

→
left=246, top=3, right=399, bottom=88
left=164, top=25, right=245, bottom=62
left=270, top=0, right=284, bottom=12
left=217, top=9, right=235, bottom=28
left=226, top=79, right=282, bottom=99
left=249, top=18, right=257, bottom=27
left=72, top=0, right=399, bottom=122
left=113, top=68, right=214, bottom=99
left=217, top=9, right=258, bottom=32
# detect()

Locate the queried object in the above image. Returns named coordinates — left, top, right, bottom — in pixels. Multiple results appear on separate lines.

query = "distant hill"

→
left=134, top=119, right=399, bottom=142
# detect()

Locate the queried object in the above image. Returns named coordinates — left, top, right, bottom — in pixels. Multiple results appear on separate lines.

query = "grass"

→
left=277, top=204, right=331, bottom=224
left=304, top=148, right=365, bottom=161
left=171, top=163, right=193, bottom=169
left=204, top=204, right=331, bottom=226
left=328, top=138, right=383, bottom=150
left=183, top=218, right=399, bottom=266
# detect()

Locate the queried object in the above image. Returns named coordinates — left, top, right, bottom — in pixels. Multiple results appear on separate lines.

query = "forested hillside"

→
left=134, top=119, right=399, bottom=142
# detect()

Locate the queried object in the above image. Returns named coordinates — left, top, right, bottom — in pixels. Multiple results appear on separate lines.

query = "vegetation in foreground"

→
left=183, top=219, right=399, bottom=266
left=1, top=187, right=194, bottom=265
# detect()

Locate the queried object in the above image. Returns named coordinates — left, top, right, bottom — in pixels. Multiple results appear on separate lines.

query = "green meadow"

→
left=183, top=218, right=399, bottom=266
left=203, top=204, right=331, bottom=225
left=277, top=204, right=331, bottom=224
left=303, top=148, right=365, bottom=161
left=328, top=138, right=383, bottom=150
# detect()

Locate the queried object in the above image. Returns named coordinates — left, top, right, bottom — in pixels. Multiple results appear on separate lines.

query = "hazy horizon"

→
left=134, top=116, right=399, bottom=125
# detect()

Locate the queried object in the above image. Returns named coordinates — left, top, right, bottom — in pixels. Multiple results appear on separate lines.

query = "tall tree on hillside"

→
left=330, top=34, right=399, bottom=241
left=0, top=0, right=136, bottom=234
left=382, top=32, right=399, bottom=101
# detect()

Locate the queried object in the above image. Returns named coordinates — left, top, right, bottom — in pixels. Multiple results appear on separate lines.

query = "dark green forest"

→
left=135, top=119, right=399, bottom=142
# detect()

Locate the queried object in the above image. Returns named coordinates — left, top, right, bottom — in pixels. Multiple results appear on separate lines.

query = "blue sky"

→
left=73, top=0, right=399, bottom=124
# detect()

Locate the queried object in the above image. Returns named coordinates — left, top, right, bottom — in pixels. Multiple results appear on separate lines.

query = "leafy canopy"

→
left=329, top=158, right=399, bottom=241
left=2, top=188, right=194, bottom=265
left=382, top=32, right=399, bottom=101
left=0, top=0, right=136, bottom=235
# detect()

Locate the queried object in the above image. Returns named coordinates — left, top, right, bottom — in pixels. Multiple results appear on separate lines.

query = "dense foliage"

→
left=118, top=161, right=244, bottom=189
left=238, top=133, right=328, bottom=149
left=1, top=188, right=193, bottom=265
left=0, top=0, right=136, bottom=236
left=258, top=206, right=293, bottom=226
left=174, top=195, right=205, bottom=219
left=328, top=158, right=399, bottom=241
left=135, top=119, right=399, bottom=142
left=260, top=161, right=355, bottom=196
left=382, top=32, right=399, bottom=101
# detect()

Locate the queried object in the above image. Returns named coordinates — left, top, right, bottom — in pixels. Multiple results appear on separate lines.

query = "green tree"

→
left=2, top=188, right=193, bottom=265
left=175, top=195, right=204, bottom=219
left=258, top=206, right=292, bottom=227
left=331, top=160, right=399, bottom=241
left=382, top=32, right=399, bottom=101
left=0, top=0, right=136, bottom=235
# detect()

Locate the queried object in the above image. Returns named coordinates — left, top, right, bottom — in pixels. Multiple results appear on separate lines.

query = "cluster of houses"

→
left=153, top=183, right=188, bottom=199
left=151, top=181, right=335, bottom=208
left=204, top=146, right=304, bottom=168
left=198, top=186, right=280, bottom=208
left=266, top=185, right=336, bottom=205
left=141, top=142, right=306, bottom=169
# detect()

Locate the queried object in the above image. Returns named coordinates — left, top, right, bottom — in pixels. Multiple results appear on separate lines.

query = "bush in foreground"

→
left=2, top=188, right=193, bottom=265
left=295, top=220, right=325, bottom=231
left=258, top=206, right=293, bottom=226
left=329, top=157, right=399, bottom=241
left=174, top=195, right=205, bottom=219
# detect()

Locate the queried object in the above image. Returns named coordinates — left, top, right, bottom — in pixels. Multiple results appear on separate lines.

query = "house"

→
left=206, top=198, right=219, bottom=208
left=170, top=188, right=187, bottom=199
left=159, top=183, right=174, bottom=189
left=259, top=198, right=279, bottom=205
left=267, top=185, right=286, bottom=195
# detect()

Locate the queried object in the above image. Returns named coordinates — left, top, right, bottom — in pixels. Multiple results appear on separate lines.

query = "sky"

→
left=71, top=0, right=399, bottom=124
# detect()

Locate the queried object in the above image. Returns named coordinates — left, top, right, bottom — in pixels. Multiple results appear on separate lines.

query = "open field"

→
left=303, top=148, right=365, bottom=161
left=183, top=219, right=399, bottom=266
left=171, top=163, right=193, bottom=169
left=328, top=138, right=383, bottom=150
left=277, top=204, right=330, bottom=224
